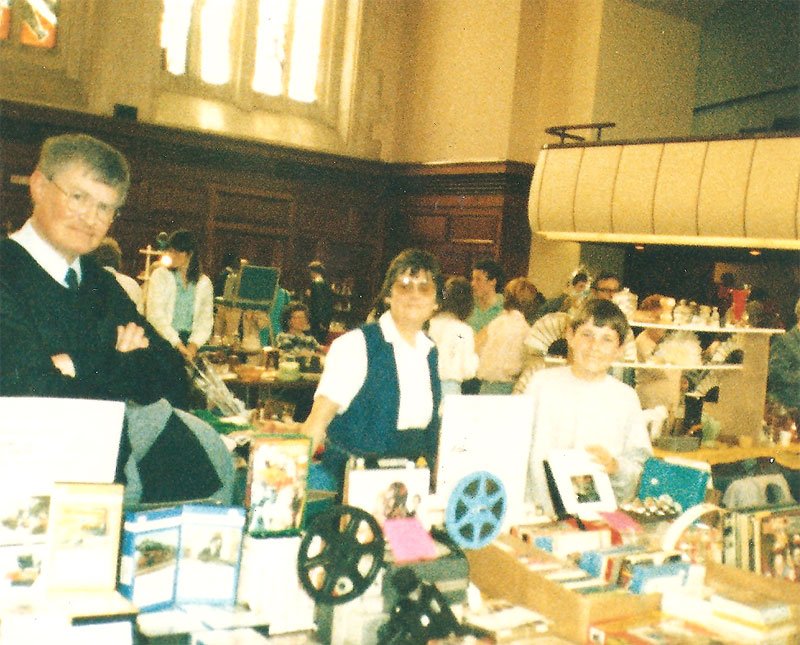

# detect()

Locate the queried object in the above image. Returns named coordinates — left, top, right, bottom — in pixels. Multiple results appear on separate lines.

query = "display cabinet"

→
left=628, top=320, right=785, bottom=443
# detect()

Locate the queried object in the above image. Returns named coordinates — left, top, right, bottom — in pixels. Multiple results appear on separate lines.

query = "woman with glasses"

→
left=302, top=248, right=443, bottom=492
left=146, top=229, right=214, bottom=362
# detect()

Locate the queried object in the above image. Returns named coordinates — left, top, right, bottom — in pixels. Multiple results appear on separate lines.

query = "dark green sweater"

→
left=0, top=238, right=189, bottom=407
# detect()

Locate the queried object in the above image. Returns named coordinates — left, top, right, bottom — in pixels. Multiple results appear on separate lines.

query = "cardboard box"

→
left=468, top=534, right=800, bottom=642
left=466, top=534, right=661, bottom=643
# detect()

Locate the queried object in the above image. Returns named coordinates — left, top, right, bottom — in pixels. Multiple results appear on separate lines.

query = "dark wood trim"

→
left=693, top=84, right=799, bottom=114
left=543, top=129, right=799, bottom=150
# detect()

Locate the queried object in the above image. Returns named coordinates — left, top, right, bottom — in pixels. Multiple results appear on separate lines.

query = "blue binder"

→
left=638, top=457, right=710, bottom=510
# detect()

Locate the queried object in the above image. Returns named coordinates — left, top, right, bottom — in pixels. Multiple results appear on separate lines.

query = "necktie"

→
left=65, top=268, right=79, bottom=291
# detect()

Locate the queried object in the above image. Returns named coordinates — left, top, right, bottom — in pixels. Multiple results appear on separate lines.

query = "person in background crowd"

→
left=634, top=294, right=682, bottom=411
left=427, top=276, right=479, bottom=397
left=275, top=301, right=322, bottom=357
left=712, top=271, right=737, bottom=317
left=306, top=260, right=334, bottom=344
left=591, top=271, right=622, bottom=300
left=146, top=229, right=214, bottom=362
left=476, top=277, right=539, bottom=394
left=467, top=257, right=505, bottom=334
left=590, top=270, right=637, bottom=385
left=90, top=236, right=144, bottom=313
left=464, top=258, right=505, bottom=394
left=746, top=286, right=783, bottom=329
left=302, top=248, right=443, bottom=492
left=524, top=299, right=652, bottom=516
left=214, top=251, right=239, bottom=298
left=768, top=296, right=800, bottom=410
left=533, top=270, right=589, bottom=321
left=0, top=133, right=188, bottom=406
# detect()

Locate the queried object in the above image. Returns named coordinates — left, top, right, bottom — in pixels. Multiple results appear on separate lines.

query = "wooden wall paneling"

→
left=388, top=162, right=534, bottom=281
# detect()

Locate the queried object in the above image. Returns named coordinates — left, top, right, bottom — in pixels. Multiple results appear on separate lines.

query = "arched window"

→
left=160, top=0, right=349, bottom=125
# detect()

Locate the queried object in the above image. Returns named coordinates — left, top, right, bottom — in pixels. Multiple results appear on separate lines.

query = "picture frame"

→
left=545, top=449, right=617, bottom=517
left=344, top=465, right=430, bottom=527
left=45, top=482, right=124, bottom=591
left=245, top=434, right=312, bottom=536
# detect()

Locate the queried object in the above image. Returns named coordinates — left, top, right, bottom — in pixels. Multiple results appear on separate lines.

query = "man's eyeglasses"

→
left=48, top=177, right=119, bottom=224
left=393, top=275, right=436, bottom=295
left=594, top=287, right=621, bottom=295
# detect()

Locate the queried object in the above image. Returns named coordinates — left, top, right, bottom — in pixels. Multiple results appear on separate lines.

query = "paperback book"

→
left=45, top=482, right=124, bottom=591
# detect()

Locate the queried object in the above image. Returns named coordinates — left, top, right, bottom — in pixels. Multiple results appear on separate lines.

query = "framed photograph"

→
left=245, top=434, right=311, bottom=536
left=545, top=449, right=617, bottom=517
left=45, top=482, right=124, bottom=591
left=344, top=466, right=430, bottom=527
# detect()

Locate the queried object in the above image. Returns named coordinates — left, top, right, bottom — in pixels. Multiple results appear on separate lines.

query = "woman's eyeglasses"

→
left=393, top=275, right=435, bottom=295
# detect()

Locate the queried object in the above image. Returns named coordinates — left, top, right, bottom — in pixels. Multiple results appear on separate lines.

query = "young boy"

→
left=523, top=299, right=652, bottom=515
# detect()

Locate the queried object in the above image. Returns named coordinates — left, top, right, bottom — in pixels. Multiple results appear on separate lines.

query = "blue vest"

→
left=322, top=322, right=441, bottom=480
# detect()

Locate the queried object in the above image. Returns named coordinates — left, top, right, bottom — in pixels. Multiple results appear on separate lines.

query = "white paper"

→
left=436, top=395, right=534, bottom=529
left=0, top=397, right=125, bottom=491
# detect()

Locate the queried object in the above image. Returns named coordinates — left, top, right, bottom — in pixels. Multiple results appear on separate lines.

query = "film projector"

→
left=294, top=470, right=508, bottom=644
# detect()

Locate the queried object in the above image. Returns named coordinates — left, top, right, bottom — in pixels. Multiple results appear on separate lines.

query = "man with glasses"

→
left=591, top=271, right=622, bottom=300
left=0, top=133, right=189, bottom=406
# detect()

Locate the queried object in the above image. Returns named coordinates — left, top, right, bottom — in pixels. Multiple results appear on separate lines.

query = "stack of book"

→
left=661, top=586, right=799, bottom=643
left=721, top=503, right=800, bottom=583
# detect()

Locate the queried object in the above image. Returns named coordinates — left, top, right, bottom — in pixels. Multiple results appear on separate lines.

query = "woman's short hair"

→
left=281, top=301, right=310, bottom=332
left=503, top=277, right=540, bottom=321
left=377, top=248, right=443, bottom=305
left=440, top=276, right=473, bottom=321
left=569, top=298, right=630, bottom=345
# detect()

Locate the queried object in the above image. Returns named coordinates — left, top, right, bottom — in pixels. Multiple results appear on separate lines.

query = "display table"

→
left=654, top=442, right=800, bottom=470
left=222, top=372, right=320, bottom=420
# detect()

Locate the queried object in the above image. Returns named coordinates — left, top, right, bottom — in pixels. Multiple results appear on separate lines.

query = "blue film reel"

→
left=445, top=471, right=506, bottom=550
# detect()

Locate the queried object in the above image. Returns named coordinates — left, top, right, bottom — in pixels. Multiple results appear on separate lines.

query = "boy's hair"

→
left=473, top=258, right=505, bottom=290
left=440, top=276, right=473, bottom=321
left=37, top=133, right=131, bottom=199
left=569, top=299, right=630, bottom=345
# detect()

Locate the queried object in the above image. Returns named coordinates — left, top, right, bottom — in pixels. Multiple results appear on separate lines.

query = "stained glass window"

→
left=0, top=0, right=60, bottom=48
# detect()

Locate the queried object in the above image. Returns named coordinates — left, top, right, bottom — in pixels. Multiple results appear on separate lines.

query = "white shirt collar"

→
left=378, top=311, right=434, bottom=353
left=10, top=220, right=82, bottom=287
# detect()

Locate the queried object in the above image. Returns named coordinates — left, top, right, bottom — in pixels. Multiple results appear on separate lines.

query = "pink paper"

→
left=383, top=517, right=438, bottom=563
